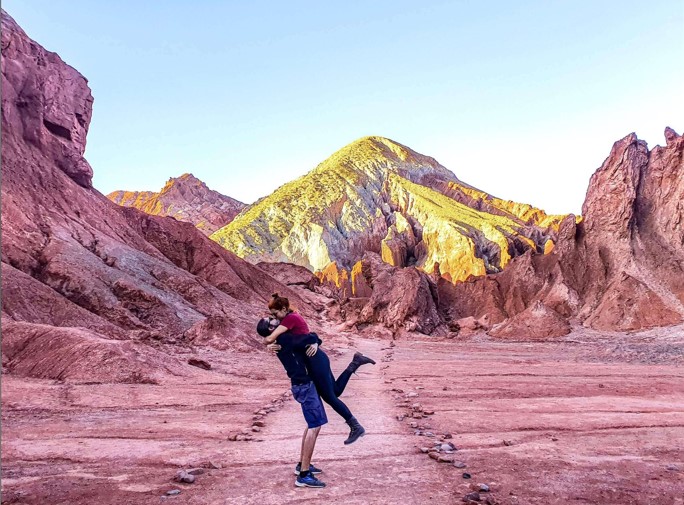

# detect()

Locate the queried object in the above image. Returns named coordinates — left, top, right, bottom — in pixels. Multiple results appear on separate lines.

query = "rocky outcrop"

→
left=211, top=136, right=566, bottom=282
left=0, top=10, right=303, bottom=382
left=341, top=253, right=443, bottom=335
left=1, top=12, right=94, bottom=189
left=108, top=173, right=245, bottom=235
left=438, top=130, right=684, bottom=335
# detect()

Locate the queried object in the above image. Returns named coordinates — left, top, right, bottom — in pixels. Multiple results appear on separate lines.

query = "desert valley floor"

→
left=2, top=325, right=683, bottom=505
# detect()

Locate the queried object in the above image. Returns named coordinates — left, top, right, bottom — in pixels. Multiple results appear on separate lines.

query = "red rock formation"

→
left=108, top=173, right=245, bottom=236
left=0, top=10, right=302, bottom=381
left=315, top=262, right=352, bottom=299
left=345, top=253, right=443, bottom=335
left=438, top=130, right=684, bottom=335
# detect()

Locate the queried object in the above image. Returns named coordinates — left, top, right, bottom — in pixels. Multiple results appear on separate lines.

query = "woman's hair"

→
left=268, top=293, right=291, bottom=311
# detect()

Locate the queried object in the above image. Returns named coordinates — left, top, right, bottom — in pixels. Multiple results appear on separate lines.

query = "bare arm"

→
left=263, top=324, right=289, bottom=345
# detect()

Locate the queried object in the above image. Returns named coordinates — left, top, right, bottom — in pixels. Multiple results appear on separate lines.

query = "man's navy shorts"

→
left=291, top=382, right=328, bottom=428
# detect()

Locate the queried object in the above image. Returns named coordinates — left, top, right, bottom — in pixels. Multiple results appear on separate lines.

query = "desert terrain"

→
left=3, top=321, right=682, bottom=505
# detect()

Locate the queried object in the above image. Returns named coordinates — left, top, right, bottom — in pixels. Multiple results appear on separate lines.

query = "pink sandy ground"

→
left=2, top=324, right=683, bottom=505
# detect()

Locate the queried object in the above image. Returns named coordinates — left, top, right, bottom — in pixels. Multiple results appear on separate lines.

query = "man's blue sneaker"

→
left=295, top=473, right=326, bottom=488
left=294, top=463, right=322, bottom=475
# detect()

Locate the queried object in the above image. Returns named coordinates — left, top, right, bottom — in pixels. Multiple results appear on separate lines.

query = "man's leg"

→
left=299, top=425, right=321, bottom=473
left=300, top=427, right=308, bottom=461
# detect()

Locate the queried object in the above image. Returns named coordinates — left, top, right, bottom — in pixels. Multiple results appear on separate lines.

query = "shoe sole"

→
left=294, top=470, right=322, bottom=475
left=344, top=429, right=366, bottom=445
left=295, top=481, right=326, bottom=488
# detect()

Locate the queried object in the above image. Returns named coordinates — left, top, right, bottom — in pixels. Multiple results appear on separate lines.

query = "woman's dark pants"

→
left=306, top=349, right=354, bottom=422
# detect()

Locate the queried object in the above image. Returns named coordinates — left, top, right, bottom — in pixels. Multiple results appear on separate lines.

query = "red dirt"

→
left=2, top=325, right=682, bottom=504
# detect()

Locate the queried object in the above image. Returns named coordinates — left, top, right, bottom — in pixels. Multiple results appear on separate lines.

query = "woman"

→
left=262, top=293, right=375, bottom=445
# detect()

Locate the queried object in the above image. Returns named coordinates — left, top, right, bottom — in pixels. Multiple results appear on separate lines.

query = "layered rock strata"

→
left=211, top=136, right=566, bottom=283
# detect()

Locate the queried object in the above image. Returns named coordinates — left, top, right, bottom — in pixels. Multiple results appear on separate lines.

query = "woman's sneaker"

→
left=295, top=473, right=326, bottom=488
left=294, top=463, right=322, bottom=475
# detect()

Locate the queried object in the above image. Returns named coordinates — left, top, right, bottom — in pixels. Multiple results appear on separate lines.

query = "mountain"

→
left=0, top=10, right=304, bottom=382
left=211, top=136, right=567, bottom=283
left=108, top=173, right=245, bottom=236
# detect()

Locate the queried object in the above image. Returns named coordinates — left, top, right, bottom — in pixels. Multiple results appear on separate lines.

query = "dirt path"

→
left=181, top=338, right=457, bottom=504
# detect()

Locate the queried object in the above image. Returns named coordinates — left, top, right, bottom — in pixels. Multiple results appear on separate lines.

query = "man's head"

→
left=256, top=317, right=280, bottom=337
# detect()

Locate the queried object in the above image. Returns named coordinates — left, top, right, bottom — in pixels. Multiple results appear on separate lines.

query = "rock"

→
left=666, top=464, right=680, bottom=472
left=396, top=414, right=405, bottom=421
left=440, top=442, right=456, bottom=452
left=185, top=468, right=204, bottom=476
left=407, top=392, right=419, bottom=398
left=188, top=358, right=211, bottom=370
left=174, top=471, right=195, bottom=484
left=428, top=451, right=440, bottom=460
left=166, top=489, right=181, bottom=496
left=423, top=410, right=435, bottom=415
left=443, top=433, right=452, bottom=439
left=410, top=421, right=418, bottom=428
left=477, top=484, right=490, bottom=492
left=203, top=461, right=222, bottom=470
left=503, top=440, right=513, bottom=446
left=251, top=426, right=261, bottom=432
left=253, top=420, right=266, bottom=427
left=463, top=492, right=481, bottom=502
left=438, top=454, right=455, bottom=463
left=453, top=461, right=467, bottom=468
left=462, top=473, right=472, bottom=479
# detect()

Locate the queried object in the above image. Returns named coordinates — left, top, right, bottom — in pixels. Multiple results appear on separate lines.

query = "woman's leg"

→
left=334, top=369, right=353, bottom=397
left=334, top=352, right=376, bottom=396
left=307, top=350, right=353, bottom=422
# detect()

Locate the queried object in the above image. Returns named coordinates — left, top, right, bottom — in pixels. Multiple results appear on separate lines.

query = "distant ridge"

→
left=108, top=173, right=245, bottom=235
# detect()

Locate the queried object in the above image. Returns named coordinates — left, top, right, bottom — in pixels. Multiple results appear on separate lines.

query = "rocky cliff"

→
left=435, top=129, right=684, bottom=334
left=0, top=10, right=303, bottom=382
left=108, top=173, right=245, bottom=235
left=211, top=136, right=567, bottom=283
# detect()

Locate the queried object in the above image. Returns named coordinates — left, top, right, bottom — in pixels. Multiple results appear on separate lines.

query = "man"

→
left=256, top=317, right=326, bottom=488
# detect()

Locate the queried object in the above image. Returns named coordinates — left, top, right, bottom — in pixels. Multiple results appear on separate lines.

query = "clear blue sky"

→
left=5, top=1, right=683, bottom=214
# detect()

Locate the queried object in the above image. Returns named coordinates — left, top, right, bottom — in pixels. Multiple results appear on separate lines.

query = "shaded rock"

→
left=488, top=301, right=570, bottom=339
left=188, top=358, right=211, bottom=370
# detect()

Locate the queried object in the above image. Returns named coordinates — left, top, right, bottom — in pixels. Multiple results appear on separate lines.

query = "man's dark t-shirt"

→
left=274, top=332, right=321, bottom=386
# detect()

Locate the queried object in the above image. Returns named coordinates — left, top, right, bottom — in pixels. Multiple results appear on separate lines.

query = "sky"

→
left=5, top=1, right=683, bottom=215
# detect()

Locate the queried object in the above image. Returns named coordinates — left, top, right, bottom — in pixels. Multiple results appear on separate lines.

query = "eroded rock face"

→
left=0, top=10, right=302, bottom=382
left=1, top=11, right=93, bottom=188
left=108, top=173, right=246, bottom=236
